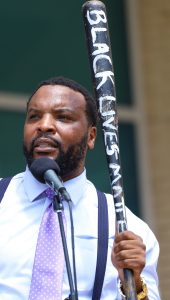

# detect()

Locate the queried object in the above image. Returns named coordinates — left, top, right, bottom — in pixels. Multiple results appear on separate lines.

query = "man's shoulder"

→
left=0, top=171, right=25, bottom=183
left=102, top=192, right=155, bottom=237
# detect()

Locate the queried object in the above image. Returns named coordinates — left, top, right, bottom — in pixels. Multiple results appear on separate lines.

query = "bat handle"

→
left=123, top=269, right=138, bottom=300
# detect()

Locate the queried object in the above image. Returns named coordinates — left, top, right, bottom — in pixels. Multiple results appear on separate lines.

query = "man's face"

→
left=23, top=85, right=96, bottom=181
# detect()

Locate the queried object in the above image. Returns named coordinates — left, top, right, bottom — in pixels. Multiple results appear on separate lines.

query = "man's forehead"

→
left=28, top=84, right=86, bottom=111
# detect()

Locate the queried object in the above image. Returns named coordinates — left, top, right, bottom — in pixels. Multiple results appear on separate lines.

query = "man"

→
left=0, top=76, right=160, bottom=299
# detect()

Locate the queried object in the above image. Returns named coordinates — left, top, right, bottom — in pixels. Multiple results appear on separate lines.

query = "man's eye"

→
left=58, top=115, right=72, bottom=122
left=28, top=114, right=39, bottom=120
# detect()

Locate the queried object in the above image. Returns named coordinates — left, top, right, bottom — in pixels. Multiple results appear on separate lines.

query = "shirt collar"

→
left=63, top=170, right=87, bottom=206
left=23, top=166, right=47, bottom=202
left=23, top=166, right=87, bottom=205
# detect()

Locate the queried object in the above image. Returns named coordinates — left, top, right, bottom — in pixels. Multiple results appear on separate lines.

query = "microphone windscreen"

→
left=30, top=157, right=60, bottom=183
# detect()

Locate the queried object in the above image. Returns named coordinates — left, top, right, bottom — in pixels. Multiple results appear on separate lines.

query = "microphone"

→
left=30, top=157, right=71, bottom=201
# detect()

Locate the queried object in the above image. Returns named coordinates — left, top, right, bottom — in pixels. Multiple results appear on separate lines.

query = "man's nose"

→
left=37, top=114, right=56, bottom=133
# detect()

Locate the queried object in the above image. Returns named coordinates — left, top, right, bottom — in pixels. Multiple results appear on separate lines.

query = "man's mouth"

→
left=33, top=137, right=58, bottom=154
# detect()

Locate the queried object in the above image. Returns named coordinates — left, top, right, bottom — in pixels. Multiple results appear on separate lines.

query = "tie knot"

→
left=44, top=188, right=55, bottom=200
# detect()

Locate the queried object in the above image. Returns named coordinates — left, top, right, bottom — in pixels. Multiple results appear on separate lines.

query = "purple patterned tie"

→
left=29, top=188, right=65, bottom=300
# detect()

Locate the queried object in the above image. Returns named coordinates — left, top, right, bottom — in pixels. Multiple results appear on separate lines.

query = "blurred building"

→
left=0, top=0, right=170, bottom=298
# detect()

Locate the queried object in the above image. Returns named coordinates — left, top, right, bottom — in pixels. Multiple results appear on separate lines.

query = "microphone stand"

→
left=53, top=193, right=76, bottom=300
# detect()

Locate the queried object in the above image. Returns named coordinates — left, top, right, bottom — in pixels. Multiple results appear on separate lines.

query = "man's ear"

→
left=87, top=126, right=97, bottom=150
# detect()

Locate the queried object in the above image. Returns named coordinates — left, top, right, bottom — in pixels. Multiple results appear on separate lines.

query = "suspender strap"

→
left=0, top=177, right=12, bottom=202
left=92, top=190, right=109, bottom=300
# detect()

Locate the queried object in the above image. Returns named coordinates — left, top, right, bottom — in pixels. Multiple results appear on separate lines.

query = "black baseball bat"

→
left=82, top=1, right=137, bottom=299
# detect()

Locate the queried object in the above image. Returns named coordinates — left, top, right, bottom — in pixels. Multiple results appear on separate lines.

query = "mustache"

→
left=31, top=133, right=62, bottom=150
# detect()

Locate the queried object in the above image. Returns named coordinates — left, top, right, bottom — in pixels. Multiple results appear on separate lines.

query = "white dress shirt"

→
left=0, top=167, right=160, bottom=299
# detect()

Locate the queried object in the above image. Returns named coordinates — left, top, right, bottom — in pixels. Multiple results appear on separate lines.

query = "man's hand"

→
left=111, top=230, right=146, bottom=293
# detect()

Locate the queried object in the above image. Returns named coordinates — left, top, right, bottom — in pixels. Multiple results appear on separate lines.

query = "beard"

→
left=23, top=133, right=88, bottom=178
